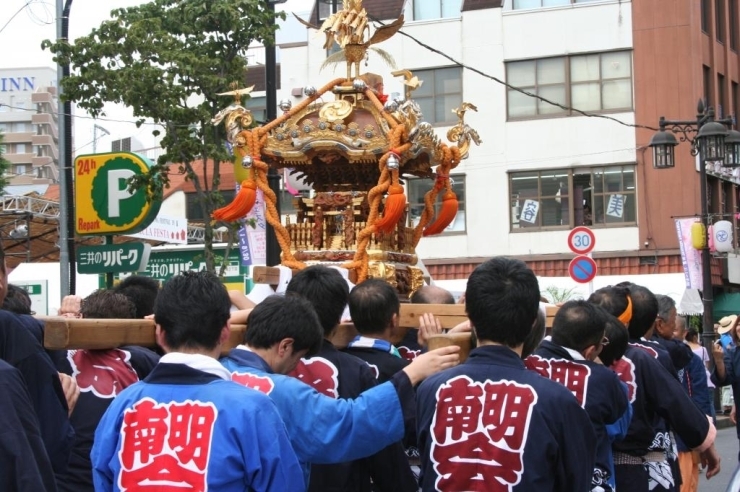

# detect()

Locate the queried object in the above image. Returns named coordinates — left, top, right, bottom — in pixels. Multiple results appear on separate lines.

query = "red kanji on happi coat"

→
left=69, top=349, right=139, bottom=399
left=611, top=356, right=637, bottom=403
left=629, top=343, right=659, bottom=359
left=288, top=357, right=340, bottom=398
left=430, top=375, right=537, bottom=492
left=118, top=398, right=217, bottom=491
left=231, top=372, right=276, bottom=395
left=524, top=355, right=591, bottom=407
left=398, top=346, right=421, bottom=361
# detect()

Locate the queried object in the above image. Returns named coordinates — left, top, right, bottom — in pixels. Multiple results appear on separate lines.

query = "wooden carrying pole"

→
left=41, top=304, right=559, bottom=355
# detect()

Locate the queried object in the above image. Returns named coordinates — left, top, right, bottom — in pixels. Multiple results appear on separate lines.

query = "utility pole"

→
left=56, top=0, right=74, bottom=296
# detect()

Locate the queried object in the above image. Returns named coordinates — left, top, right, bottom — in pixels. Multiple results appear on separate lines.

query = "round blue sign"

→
left=568, top=255, right=597, bottom=284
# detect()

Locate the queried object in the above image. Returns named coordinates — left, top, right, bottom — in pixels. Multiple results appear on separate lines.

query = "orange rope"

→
left=223, top=79, right=348, bottom=270
left=412, top=144, right=463, bottom=246
left=364, top=89, right=399, bottom=128
left=341, top=124, right=407, bottom=281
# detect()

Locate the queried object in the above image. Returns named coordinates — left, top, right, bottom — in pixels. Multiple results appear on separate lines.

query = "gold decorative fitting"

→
left=319, top=99, right=354, bottom=122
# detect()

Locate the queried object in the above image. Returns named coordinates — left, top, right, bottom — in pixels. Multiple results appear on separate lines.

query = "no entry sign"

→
left=567, top=226, right=595, bottom=255
left=569, top=255, right=597, bottom=284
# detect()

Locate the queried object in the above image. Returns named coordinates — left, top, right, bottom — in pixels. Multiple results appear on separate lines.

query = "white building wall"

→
left=278, top=1, right=637, bottom=261
left=0, top=67, right=59, bottom=183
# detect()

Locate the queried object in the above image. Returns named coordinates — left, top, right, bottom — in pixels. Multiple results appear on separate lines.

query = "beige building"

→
left=0, top=67, right=59, bottom=185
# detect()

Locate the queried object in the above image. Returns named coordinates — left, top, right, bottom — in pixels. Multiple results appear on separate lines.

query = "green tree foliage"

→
left=0, top=134, right=11, bottom=195
left=43, top=0, right=283, bottom=271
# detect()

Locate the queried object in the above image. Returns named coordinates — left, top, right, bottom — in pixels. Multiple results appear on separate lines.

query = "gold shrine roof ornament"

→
left=293, top=0, right=404, bottom=80
left=210, top=0, right=481, bottom=296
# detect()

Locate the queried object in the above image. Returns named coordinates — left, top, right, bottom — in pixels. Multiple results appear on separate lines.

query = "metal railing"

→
left=0, top=194, right=224, bottom=244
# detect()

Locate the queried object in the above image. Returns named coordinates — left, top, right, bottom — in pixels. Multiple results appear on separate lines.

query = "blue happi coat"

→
left=91, top=361, right=305, bottom=492
left=220, top=347, right=414, bottom=487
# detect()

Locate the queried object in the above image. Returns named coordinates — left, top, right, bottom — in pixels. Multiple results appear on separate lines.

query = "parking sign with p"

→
left=74, top=152, right=161, bottom=235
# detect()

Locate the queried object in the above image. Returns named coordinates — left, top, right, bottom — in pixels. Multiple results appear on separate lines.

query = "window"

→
left=317, top=1, right=339, bottom=21
left=512, top=0, right=603, bottom=9
left=730, top=0, right=738, bottom=49
left=702, top=0, right=711, bottom=32
left=703, top=65, right=713, bottom=108
left=186, top=190, right=236, bottom=221
left=15, top=165, right=27, bottom=175
left=718, top=73, right=726, bottom=117
left=413, top=0, right=461, bottom=20
left=413, top=67, right=463, bottom=125
left=509, top=165, right=636, bottom=230
left=717, top=0, right=726, bottom=43
left=407, top=175, right=466, bottom=233
left=245, top=96, right=266, bottom=125
left=506, top=51, right=632, bottom=119
left=733, top=82, right=739, bottom=126
left=112, top=138, right=131, bottom=152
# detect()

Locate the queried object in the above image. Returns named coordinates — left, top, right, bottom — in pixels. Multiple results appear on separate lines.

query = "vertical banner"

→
left=675, top=218, right=703, bottom=289
left=238, top=188, right=266, bottom=266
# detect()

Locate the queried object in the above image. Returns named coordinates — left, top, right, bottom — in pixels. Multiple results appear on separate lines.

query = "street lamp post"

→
left=649, top=100, right=740, bottom=354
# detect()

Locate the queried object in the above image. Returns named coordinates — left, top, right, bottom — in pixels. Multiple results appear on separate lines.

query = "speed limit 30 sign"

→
left=567, top=226, right=595, bottom=255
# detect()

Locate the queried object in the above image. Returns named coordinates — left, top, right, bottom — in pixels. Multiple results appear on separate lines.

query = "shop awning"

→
left=713, top=292, right=740, bottom=322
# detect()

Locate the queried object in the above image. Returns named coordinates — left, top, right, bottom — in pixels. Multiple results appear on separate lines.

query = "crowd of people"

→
left=1, top=246, right=738, bottom=491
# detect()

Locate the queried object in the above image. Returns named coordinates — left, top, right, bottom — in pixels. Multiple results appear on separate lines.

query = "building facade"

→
left=0, top=67, right=60, bottom=185
left=270, top=0, right=740, bottom=301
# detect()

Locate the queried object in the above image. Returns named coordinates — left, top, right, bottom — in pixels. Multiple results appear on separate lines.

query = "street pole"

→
left=652, top=105, right=735, bottom=355
left=265, top=0, right=282, bottom=267
left=698, top=143, right=714, bottom=354
left=56, top=0, right=75, bottom=296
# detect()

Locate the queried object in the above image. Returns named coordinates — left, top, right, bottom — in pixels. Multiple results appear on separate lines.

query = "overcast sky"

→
left=1, top=0, right=315, bottom=154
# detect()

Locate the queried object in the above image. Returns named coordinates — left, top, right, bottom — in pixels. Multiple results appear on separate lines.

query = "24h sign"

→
left=74, top=152, right=161, bottom=235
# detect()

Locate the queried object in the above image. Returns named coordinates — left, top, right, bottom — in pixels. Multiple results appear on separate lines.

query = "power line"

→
left=370, top=16, right=660, bottom=133
left=0, top=103, right=172, bottom=127
left=0, top=0, right=36, bottom=35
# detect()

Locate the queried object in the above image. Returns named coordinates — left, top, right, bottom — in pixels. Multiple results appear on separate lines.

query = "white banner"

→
left=128, top=215, right=188, bottom=244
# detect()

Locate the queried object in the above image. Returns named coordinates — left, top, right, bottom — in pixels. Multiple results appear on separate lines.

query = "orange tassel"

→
left=423, top=191, right=458, bottom=236
left=211, top=180, right=257, bottom=222
left=374, top=184, right=406, bottom=234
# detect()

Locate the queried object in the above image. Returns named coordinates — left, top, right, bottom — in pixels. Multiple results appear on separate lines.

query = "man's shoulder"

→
left=344, top=346, right=406, bottom=364
left=421, top=364, right=576, bottom=400
left=112, top=378, right=274, bottom=410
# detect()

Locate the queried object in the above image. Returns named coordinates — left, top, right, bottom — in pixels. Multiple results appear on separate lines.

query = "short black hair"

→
left=154, top=271, right=231, bottom=351
left=521, top=305, right=546, bottom=358
left=286, top=265, right=349, bottom=336
left=114, top=275, right=161, bottom=318
left=410, top=286, right=455, bottom=305
left=620, top=282, right=658, bottom=339
left=588, top=285, right=630, bottom=319
left=349, top=278, right=399, bottom=335
left=244, top=294, right=322, bottom=356
left=465, top=257, right=540, bottom=347
left=2, top=284, right=32, bottom=315
left=81, top=289, right=136, bottom=319
left=599, top=314, right=629, bottom=367
left=551, top=300, right=607, bottom=352
left=686, top=327, right=699, bottom=343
